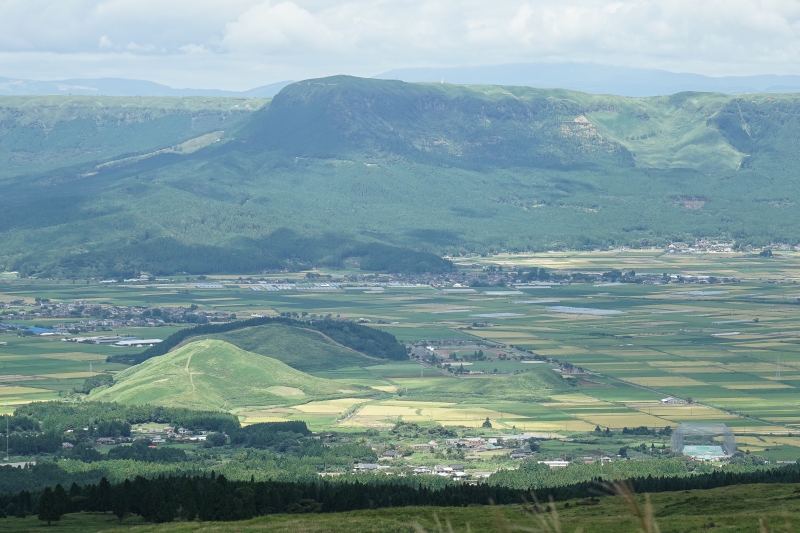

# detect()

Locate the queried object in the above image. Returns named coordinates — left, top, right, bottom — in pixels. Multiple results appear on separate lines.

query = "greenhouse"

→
left=671, top=423, right=736, bottom=461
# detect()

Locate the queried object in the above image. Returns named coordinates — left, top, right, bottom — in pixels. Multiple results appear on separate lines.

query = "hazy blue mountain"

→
left=375, top=63, right=800, bottom=97
left=0, top=76, right=292, bottom=97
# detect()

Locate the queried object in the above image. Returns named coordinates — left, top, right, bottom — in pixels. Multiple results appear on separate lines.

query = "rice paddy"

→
left=3, top=250, right=800, bottom=458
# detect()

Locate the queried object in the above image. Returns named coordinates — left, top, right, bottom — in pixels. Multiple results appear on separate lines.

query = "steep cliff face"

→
left=236, top=76, right=633, bottom=168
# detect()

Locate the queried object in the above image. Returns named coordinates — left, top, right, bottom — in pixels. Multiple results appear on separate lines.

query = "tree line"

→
left=8, top=463, right=800, bottom=524
left=36, top=230, right=453, bottom=279
left=12, top=402, right=240, bottom=435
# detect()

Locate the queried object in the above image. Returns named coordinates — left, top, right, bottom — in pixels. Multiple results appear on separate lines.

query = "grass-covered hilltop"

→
left=89, top=339, right=374, bottom=410
left=2, top=76, right=800, bottom=277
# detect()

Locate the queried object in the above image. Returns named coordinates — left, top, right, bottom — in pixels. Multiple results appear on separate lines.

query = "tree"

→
left=111, top=485, right=129, bottom=523
left=482, top=417, right=492, bottom=428
left=143, top=483, right=174, bottom=523
left=97, top=477, right=112, bottom=512
left=38, top=487, right=62, bottom=526
left=53, top=484, right=70, bottom=515
left=178, top=479, right=198, bottom=522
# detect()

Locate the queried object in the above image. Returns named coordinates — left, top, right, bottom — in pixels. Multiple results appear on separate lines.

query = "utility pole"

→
left=776, top=355, right=781, bottom=381
left=5, top=414, right=8, bottom=462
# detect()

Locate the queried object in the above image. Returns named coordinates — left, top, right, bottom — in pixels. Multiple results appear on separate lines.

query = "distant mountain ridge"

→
left=0, top=76, right=292, bottom=98
left=376, top=63, right=800, bottom=97
left=7, top=62, right=800, bottom=99
left=3, top=75, right=800, bottom=278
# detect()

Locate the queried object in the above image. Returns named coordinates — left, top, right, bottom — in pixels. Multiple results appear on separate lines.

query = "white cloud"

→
left=179, top=44, right=210, bottom=54
left=125, top=41, right=157, bottom=52
left=222, top=2, right=351, bottom=53
left=0, top=0, right=800, bottom=89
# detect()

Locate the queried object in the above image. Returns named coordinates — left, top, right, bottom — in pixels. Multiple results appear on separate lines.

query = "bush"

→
left=203, top=433, right=228, bottom=448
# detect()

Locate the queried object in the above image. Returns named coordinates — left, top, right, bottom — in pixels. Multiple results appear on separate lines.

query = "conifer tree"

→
left=178, top=479, right=198, bottom=521
left=37, top=487, right=61, bottom=526
left=97, top=477, right=112, bottom=512
left=111, top=485, right=129, bottom=523
left=53, top=484, right=70, bottom=515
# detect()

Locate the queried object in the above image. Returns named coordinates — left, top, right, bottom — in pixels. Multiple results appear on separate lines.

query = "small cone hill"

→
left=91, top=339, right=373, bottom=411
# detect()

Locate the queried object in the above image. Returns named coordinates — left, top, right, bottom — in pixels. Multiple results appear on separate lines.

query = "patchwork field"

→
left=3, top=250, right=800, bottom=458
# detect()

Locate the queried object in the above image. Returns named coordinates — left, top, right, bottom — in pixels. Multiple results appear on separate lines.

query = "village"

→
left=353, top=433, right=617, bottom=481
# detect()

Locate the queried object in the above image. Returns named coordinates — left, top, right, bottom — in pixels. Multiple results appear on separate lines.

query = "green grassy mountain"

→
left=90, top=339, right=374, bottom=410
left=3, top=77, right=800, bottom=277
left=201, top=323, right=380, bottom=373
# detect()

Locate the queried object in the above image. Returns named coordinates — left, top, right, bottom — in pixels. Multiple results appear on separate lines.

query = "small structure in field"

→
left=671, top=423, right=736, bottom=461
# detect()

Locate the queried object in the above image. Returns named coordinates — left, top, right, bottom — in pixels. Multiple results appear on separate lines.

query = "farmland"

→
left=2, top=250, right=800, bottom=462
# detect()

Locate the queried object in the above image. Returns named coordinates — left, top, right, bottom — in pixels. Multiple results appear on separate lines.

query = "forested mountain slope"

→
left=3, top=76, right=800, bottom=277
left=0, top=96, right=267, bottom=179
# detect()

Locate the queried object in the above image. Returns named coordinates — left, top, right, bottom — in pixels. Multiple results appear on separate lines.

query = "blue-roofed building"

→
left=2, top=323, right=59, bottom=335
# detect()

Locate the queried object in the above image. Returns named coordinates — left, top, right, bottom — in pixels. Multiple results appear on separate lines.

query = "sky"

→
left=1, top=0, right=800, bottom=90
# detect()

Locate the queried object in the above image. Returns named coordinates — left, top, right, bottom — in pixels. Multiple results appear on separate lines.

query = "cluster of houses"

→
left=61, top=426, right=209, bottom=450
left=149, top=426, right=207, bottom=443
left=667, top=241, right=735, bottom=254
left=358, top=431, right=622, bottom=480
left=380, top=435, right=549, bottom=455
left=0, top=298, right=241, bottom=334
left=0, top=299, right=236, bottom=335
left=354, top=463, right=476, bottom=479
left=354, top=457, right=615, bottom=479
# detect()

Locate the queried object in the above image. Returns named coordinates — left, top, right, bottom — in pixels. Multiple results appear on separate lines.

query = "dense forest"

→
left=45, top=235, right=453, bottom=278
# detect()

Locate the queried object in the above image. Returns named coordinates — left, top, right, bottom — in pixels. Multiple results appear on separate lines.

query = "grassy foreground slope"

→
left=5, top=77, right=800, bottom=276
left=91, top=339, right=373, bottom=410
left=0, top=484, right=797, bottom=532
left=209, top=323, right=379, bottom=373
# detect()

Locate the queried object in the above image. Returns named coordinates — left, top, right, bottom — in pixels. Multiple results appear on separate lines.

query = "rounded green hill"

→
left=91, top=339, right=373, bottom=411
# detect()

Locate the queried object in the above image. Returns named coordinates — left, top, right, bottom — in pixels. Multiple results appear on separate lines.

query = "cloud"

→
left=222, top=2, right=351, bottom=53
left=0, top=0, right=800, bottom=89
